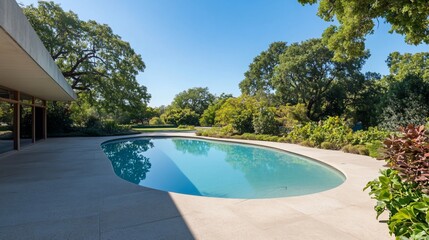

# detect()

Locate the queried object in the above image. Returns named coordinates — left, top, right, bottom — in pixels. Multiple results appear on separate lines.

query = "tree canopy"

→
left=239, top=42, right=288, bottom=100
left=387, top=52, right=429, bottom=82
left=272, top=38, right=368, bottom=120
left=199, top=93, right=233, bottom=127
left=299, top=0, right=429, bottom=61
left=171, top=87, right=215, bottom=115
left=23, top=1, right=150, bottom=114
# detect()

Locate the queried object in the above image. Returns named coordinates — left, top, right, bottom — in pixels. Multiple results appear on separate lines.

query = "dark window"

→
left=0, top=101, right=14, bottom=153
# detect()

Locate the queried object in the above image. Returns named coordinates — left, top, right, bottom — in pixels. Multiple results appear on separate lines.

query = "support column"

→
left=43, top=100, right=47, bottom=140
left=13, top=91, right=20, bottom=150
left=32, top=97, right=35, bottom=143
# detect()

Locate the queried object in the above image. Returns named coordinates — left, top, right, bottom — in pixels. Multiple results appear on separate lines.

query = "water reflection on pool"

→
left=101, top=137, right=345, bottom=199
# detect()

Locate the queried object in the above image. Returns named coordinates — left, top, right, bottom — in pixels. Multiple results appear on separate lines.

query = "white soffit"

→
left=0, top=0, right=76, bottom=101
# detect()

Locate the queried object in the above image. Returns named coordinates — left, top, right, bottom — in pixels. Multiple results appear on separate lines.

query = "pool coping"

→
left=101, top=132, right=392, bottom=239
left=0, top=132, right=393, bottom=239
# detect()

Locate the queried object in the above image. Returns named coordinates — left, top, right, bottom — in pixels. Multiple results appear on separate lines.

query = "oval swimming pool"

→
left=101, top=137, right=345, bottom=199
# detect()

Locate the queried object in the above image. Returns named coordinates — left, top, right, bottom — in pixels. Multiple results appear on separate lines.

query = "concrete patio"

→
left=0, top=132, right=392, bottom=239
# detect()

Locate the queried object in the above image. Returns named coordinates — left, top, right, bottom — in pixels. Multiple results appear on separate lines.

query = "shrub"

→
left=350, top=127, right=389, bottom=145
left=47, top=103, right=73, bottom=134
left=321, top=141, right=337, bottom=150
left=253, top=107, right=279, bottom=135
left=356, top=145, right=369, bottom=155
left=365, top=169, right=429, bottom=239
left=287, top=116, right=352, bottom=147
left=149, top=117, right=164, bottom=125
left=365, top=125, right=429, bottom=239
left=365, top=141, right=384, bottom=158
left=384, top=125, right=429, bottom=192
left=85, top=116, right=102, bottom=129
left=300, top=140, right=315, bottom=147
left=214, top=95, right=258, bottom=134
left=276, top=103, right=310, bottom=132
left=102, top=120, right=131, bottom=134
left=287, top=122, right=317, bottom=144
left=341, top=144, right=368, bottom=155
left=161, top=108, right=199, bottom=126
left=342, top=144, right=356, bottom=154
left=177, top=125, right=195, bottom=130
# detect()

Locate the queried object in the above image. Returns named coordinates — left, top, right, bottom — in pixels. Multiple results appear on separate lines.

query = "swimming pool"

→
left=101, top=137, right=345, bottom=199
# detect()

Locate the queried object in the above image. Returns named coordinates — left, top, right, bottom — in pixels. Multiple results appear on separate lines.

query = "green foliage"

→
left=349, top=127, right=389, bottom=145
left=320, top=141, right=337, bottom=150
left=275, top=103, right=310, bottom=131
left=81, top=118, right=132, bottom=136
left=23, top=2, right=150, bottom=115
left=199, top=94, right=232, bottom=127
left=177, top=125, right=195, bottom=130
left=253, top=107, right=279, bottom=135
left=198, top=115, right=388, bottom=156
left=341, top=144, right=368, bottom=155
left=365, top=169, right=429, bottom=239
left=132, top=124, right=175, bottom=128
left=273, top=38, right=368, bottom=120
left=47, top=103, right=73, bottom=134
left=172, top=87, right=215, bottom=116
left=85, top=116, right=102, bottom=129
left=239, top=41, right=288, bottom=100
left=365, top=125, right=429, bottom=239
left=340, top=72, right=383, bottom=128
left=379, top=75, right=429, bottom=131
left=300, top=140, right=316, bottom=148
left=288, top=116, right=353, bottom=147
left=215, top=95, right=258, bottom=134
left=387, top=52, right=429, bottom=83
left=161, top=108, right=199, bottom=126
left=299, top=0, right=429, bottom=61
left=366, top=141, right=384, bottom=159
left=149, top=117, right=164, bottom=125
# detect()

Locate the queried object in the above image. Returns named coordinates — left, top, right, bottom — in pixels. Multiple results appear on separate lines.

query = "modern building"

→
left=0, top=0, right=76, bottom=153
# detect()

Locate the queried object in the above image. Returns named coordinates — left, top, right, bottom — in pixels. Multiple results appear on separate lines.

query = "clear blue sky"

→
left=19, top=0, right=428, bottom=107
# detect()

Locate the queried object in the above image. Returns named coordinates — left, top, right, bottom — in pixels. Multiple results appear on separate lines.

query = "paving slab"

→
left=0, top=132, right=393, bottom=239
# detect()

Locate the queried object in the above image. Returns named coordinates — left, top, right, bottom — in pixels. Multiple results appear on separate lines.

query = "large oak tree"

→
left=272, top=38, right=368, bottom=120
left=23, top=1, right=150, bottom=114
left=299, top=0, right=429, bottom=61
left=239, top=42, right=288, bottom=100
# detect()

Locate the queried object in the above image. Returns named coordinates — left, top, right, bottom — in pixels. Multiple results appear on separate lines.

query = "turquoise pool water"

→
left=101, top=137, right=345, bottom=199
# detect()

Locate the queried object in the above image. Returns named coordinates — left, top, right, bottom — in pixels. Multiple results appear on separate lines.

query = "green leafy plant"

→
left=253, top=107, right=279, bottom=135
left=365, top=125, right=429, bottom=239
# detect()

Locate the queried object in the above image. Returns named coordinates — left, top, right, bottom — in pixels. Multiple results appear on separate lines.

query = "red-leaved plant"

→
left=384, top=124, right=429, bottom=193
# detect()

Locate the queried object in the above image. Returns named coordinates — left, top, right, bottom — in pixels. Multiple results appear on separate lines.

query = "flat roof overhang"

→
left=0, top=0, right=76, bottom=101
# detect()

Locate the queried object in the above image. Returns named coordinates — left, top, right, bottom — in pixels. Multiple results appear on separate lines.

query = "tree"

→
left=161, top=108, right=199, bottom=126
left=378, top=75, right=429, bottom=131
left=299, top=0, right=429, bottom=61
left=253, top=106, right=279, bottom=135
left=387, top=52, right=429, bottom=83
left=342, top=72, right=383, bottom=128
left=215, top=95, right=258, bottom=134
left=273, top=38, right=368, bottom=120
left=171, top=87, right=215, bottom=116
left=199, top=93, right=233, bottom=127
left=275, top=103, right=310, bottom=130
left=23, top=1, right=150, bottom=114
left=239, top=42, right=288, bottom=100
